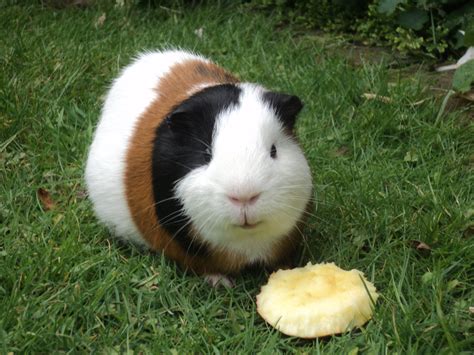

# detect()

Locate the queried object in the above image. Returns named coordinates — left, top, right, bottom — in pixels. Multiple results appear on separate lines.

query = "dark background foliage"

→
left=249, top=0, right=474, bottom=58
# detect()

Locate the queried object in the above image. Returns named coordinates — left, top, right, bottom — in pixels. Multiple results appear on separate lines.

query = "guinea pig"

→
left=85, top=49, right=313, bottom=286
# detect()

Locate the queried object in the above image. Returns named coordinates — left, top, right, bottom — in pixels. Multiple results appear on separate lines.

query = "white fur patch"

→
left=85, top=49, right=207, bottom=246
left=175, top=84, right=312, bottom=262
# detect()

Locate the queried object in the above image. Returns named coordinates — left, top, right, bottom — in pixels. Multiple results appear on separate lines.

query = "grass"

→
left=1, top=1, right=473, bottom=353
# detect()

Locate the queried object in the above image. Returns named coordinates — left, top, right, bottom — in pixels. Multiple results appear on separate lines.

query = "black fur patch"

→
left=152, top=84, right=241, bottom=257
left=263, top=91, right=303, bottom=131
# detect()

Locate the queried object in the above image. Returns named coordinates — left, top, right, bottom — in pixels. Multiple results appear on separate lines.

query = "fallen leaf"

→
left=37, top=188, right=56, bottom=211
left=410, top=240, right=431, bottom=251
left=95, top=13, right=106, bottom=28
left=194, top=27, right=204, bottom=39
left=463, top=224, right=474, bottom=238
left=362, top=93, right=392, bottom=103
left=76, top=189, right=88, bottom=199
left=460, top=91, right=474, bottom=102
left=412, top=98, right=429, bottom=106
left=334, top=145, right=350, bottom=157
left=410, top=240, right=431, bottom=257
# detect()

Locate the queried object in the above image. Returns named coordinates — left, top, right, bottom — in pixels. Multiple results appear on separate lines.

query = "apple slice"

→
left=256, top=262, right=379, bottom=338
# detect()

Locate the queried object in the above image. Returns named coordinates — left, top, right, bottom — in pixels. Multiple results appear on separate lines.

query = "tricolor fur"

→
left=85, top=50, right=312, bottom=275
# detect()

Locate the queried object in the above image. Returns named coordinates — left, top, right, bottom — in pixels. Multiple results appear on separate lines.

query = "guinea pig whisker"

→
left=156, top=209, right=187, bottom=226
left=272, top=199, right=323, bottom=222
left=185, top=231, right=205, bottom=259
left=160, top=158, right=195, bottom=172
left=275, top=183, right=313, bottom=189
left=270, top=191, right=318, bottom=203
left=151, top=195, right=181, bottom=206
left=294, top=222, right=310, bottom=244
left=162, top=218, right=194, bottom=252
left=177, top=132, right=210, bottom=148
left=276, top=196, right=321, bottom=209
left=190, top=212, right=212, bottom=237
left=194, top=210, right=221, bottom=237
left=292, top=223, right=315, bottom=260
left=132, top=199, right=183, bottom=226
left=190, top=136, right=212, bottom=150
left=185, top=212, right=219, bottom=258
left=265, top=207, right=310, bottom=230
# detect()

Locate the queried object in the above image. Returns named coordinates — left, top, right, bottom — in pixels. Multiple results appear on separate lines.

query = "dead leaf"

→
left=410, top=240, right=431, bottom=251
left=463, top=224, right=474, bottom=238
left=76, top=189, right=88, bottom=199
left=95, top=13, right=106, bottom=28
left=362, top=93, right=392, bottom=103
left=37, top=188, right=56, bottom=211
left=410, top=240, right=432, bottom=257
left=194, top=27, right=204, bottom=39
left=412, top=98, right=429, bottom=106
left=469, top=306, right=474, bottom=314
left=460, top=91, right=474, bottom=102
left=333, top=145, right=350, bottom=157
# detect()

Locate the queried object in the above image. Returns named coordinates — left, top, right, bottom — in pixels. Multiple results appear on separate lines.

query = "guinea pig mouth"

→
left=235, top=221, right=261, bottom=229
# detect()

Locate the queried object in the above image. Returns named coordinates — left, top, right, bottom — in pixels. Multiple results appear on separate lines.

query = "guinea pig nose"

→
left=228, top=193, right=261, bottom=206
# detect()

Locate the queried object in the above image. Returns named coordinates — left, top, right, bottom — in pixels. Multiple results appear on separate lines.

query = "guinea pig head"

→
left=156, top=83, right=312, bottom=262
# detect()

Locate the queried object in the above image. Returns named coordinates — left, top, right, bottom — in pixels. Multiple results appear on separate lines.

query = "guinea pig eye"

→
left=270, top=144, right=277, bottom=159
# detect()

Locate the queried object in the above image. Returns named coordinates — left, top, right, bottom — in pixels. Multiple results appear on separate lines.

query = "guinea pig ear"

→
left=263, top=91, right=303, bottom=131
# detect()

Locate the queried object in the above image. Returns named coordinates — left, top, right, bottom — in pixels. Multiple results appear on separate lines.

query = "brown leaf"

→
left=334, top=145, right=350, bottom=157
left=463, top=224, right=474, bottom=238
left=37, top=188, right=56, bottom=211
left=76, top=189, right=88, bottom=199
left=410, top=240, right=432, bottom=253
left=460, top=91, right=474, bottom=102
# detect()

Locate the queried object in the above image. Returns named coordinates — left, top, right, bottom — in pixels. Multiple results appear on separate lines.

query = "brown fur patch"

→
left=124, top=57, right=308, bottom=275
left=125, top=58, right=242, bottom=274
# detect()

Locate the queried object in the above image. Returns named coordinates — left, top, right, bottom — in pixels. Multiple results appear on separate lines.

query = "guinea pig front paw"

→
left=204, top=274, right=235, bottom=288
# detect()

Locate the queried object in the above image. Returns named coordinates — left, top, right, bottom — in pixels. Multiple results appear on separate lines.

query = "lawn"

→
left=1, top=1, right=473, bottom=353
